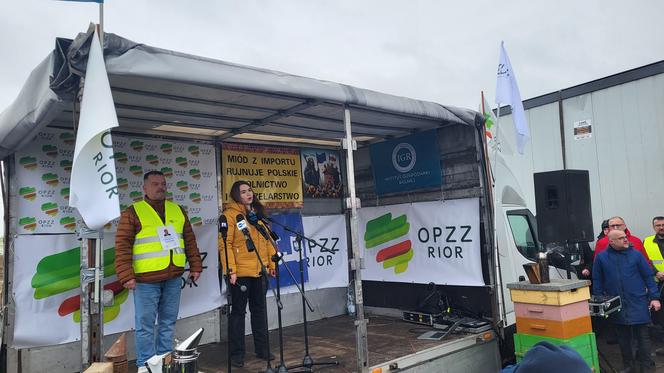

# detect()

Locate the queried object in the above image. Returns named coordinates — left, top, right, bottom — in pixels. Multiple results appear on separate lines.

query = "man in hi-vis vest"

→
left=644, top=216, right=664, bottom=338
left=644, top=216, right=664, bottom=279
left=115, top=171, right=203, bottom=372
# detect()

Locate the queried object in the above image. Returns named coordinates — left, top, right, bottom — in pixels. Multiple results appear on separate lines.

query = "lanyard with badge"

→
left=157, top=225, right=180, bottom=250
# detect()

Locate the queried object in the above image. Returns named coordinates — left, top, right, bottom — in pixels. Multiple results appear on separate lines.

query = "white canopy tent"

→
left=0, top=24, right=485, bottom=372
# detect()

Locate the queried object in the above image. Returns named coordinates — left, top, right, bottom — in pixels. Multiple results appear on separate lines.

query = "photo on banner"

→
left=221, top=143, right=303, bottom=208
left=300, top=148, right=343, bottom=199
left=369, top=129, right=442, bottom=195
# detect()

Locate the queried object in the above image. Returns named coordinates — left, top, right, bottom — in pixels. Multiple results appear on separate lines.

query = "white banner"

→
left=11, top=224, right=221, bottom=349
left=301, top=215, right=349, bottom=290
left=14, top=128, right=218, bottom=234
left=358, top=199, right=484, bottom=286
left=69, top=30, right=120, bottom=229
left=243, top=214, right=349, bottom=298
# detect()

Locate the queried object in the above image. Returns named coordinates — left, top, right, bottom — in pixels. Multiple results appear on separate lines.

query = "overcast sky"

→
left=1, top=0, right=664, bottom=113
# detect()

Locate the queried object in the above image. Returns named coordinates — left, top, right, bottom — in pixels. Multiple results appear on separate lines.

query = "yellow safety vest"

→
left=644, top=235, right=664, bottom=274
left=132, top=200, right=186, bottom=273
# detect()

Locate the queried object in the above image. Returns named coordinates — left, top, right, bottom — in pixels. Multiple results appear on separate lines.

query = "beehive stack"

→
left=506, top=279, right=599, bottom=372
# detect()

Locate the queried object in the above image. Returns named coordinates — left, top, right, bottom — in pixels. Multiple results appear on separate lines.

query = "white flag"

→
left=495, top=41, right=529, bottom=154
left=69, top=30, right=120, bottom=229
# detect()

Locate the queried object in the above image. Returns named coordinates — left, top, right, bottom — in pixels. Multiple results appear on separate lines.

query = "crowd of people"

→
left=576, top=216, right=664, bottom=373
left=504, top=215, right=664, bottom=373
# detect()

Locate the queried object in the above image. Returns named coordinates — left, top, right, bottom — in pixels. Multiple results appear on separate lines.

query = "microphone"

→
left=254, top=211, right=281, bottom=242
left=269, top=229, right=280, bottom=242
left=252, top=220, right=271, bottom=241
left=219, top=215, right=228, bottom=240
left=236, top=214, right=256, bottom=252
left=247, top=210, right=259, bottom=225
left=247, top=210, right=273, bottom=242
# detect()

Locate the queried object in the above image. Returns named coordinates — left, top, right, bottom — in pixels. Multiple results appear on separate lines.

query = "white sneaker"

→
left=137, top=366, right=149, bottom=373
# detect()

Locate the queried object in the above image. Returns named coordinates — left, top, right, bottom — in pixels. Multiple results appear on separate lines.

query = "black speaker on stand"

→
left=534, top=169, right=594, bottom=278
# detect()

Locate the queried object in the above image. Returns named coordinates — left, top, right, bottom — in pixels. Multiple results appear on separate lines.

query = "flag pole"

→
left=482, top=92, right=508, bottom=328
left=99, top=2, right=104, bottom=42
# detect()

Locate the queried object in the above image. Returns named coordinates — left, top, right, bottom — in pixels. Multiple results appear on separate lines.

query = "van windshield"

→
left=507, top=214, right=537, bottom=261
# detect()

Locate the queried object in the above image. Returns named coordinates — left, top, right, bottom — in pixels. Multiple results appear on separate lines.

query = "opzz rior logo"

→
left=392, top=143, right=416, bottom=173
left=364, top=213, right=413, bottom=274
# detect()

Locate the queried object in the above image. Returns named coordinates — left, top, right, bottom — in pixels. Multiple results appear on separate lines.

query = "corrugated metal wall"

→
left=503, top=72, right=664, bottom=241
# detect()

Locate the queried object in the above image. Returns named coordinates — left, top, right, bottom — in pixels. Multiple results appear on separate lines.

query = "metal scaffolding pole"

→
left=79, top=227, right=104, bottom=371
left=343, top=106, right=369, bottom=373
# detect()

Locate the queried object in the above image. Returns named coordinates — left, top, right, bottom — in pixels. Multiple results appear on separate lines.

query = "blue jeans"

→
left=133, top=277, right=182, bottom=367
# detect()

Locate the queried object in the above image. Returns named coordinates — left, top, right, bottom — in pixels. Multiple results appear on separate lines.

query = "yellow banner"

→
left=221, top=143, right=303, bottom=209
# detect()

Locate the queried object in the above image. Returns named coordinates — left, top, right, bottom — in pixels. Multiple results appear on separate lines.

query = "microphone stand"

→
left=253, top=221, right=313, bottom=373
left=272, top=250, right=288, bottom=373
left=250, top=240, right=279, bottom=373
left=262, top=217, right=340, bottom=372
left=219, top=222, right=232, bottom=373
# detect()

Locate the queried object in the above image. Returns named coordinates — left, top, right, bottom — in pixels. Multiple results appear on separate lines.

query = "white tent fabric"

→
left=0, top=24, right=482, bottom=157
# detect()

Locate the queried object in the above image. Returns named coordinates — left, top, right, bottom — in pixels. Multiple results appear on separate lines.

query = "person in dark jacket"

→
left=597, top=219, right=610, bottom=240
left=593, top=230, right=661, bottom=372
left=577, top=241, right=594, bottom=280
left=500, top=341, right=591, bottom=373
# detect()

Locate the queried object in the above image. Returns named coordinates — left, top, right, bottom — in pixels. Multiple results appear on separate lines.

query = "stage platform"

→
left=193, top=314, right=468, bottom=373
left=150, top=313, right=664, bottom=373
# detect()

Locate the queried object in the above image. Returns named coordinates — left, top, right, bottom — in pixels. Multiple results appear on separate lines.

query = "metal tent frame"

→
left=0, top=24, right=484, bottom=373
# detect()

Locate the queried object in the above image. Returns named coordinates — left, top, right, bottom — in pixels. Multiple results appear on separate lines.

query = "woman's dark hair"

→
left=229, top=180, right=265, bottom=216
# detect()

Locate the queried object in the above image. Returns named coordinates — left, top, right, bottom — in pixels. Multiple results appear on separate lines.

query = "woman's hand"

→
left=269, top=268, right=276, bottom=277
left=230, top=273, right=237, bottom=285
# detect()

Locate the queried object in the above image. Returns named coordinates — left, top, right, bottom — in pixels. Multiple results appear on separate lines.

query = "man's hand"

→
left=656, top=272, right=664, bottom=281
left=189, top=271, right=201, bottom=283
left=123, top=279, right=136, bottom=289
left=650, top=300, right=661, bottom=312
left=229, top=273, right=237, bottom=285
left=581, top=268, right=590, bottom=277
left=269, top=268, right=276, bottom=277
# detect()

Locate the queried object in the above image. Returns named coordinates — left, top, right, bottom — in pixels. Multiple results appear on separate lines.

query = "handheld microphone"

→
left=219, top=215, right=228, bottom=240
left=236, top=214, right=256, bottom=252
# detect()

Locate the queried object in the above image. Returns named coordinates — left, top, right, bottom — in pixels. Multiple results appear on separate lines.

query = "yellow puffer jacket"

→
left=219, top=202, right=275, bottom=277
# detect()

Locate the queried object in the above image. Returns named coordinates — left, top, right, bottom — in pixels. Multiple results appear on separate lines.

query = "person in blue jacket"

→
left=593, top=229, right=661, bottom=372
left=499, top=341, right=591, bottom=372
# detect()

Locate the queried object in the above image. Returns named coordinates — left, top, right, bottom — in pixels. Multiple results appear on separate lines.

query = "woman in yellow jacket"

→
left=220, top=180, right=276, bottom=368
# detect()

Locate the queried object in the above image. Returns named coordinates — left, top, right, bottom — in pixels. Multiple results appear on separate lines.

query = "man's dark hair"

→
left=653, top=216, right=664, bottom=224
left=144, top=170, right=164, bottom=180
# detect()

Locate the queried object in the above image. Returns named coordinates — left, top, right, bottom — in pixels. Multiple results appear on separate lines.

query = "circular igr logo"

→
left=392, top=143, right=416, bottom=173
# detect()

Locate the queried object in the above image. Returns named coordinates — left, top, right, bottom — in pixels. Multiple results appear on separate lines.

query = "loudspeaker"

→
left=534, top=170, right=593, bottom=243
